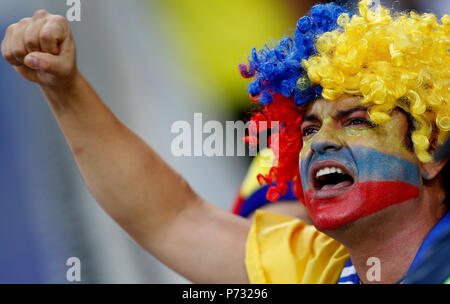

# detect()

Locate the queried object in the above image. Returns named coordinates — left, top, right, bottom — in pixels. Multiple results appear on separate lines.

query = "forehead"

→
left=304, top=94, right=364, bottom=117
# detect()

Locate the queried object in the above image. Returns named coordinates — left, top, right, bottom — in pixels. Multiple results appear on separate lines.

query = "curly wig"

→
left=240, top=0, right=449, bottom=202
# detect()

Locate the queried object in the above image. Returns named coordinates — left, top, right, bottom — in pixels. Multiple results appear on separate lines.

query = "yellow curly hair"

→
left=303, top=0, right=449, bottom=162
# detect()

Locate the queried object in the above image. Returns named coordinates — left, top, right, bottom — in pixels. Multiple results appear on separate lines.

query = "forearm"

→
left=41, top=71, right=198, bottom=243
left=3, top=11, right=251, bottom=283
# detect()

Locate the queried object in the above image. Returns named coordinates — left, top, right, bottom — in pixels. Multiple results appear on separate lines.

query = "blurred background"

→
left=0, top=0, right=447, bottom=283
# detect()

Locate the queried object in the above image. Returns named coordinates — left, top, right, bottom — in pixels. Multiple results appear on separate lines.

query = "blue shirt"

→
left=338, top=211, right=450, bottom=284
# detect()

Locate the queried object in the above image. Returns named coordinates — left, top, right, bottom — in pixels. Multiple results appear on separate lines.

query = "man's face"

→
left=299, top=95, right=422, bottom=231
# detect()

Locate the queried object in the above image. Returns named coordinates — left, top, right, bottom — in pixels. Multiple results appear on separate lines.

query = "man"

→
left=1, top=0, right=448, bottom=283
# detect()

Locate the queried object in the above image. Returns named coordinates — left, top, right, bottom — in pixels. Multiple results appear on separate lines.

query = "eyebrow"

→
left=302, top=114, right=320, bottom=124
left=301, top=106, right=368, bottom=125
left=335, top=106, right=368, bottom=119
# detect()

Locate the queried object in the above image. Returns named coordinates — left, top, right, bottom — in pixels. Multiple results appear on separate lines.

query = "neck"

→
left=324, top=181, right=446, bottom=284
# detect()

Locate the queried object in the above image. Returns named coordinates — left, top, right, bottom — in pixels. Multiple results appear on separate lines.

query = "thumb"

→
left=24, top=51, right=61, bottom=74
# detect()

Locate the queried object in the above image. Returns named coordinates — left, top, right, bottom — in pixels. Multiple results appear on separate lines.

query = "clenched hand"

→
left=1, top=9, right=77, bottom=88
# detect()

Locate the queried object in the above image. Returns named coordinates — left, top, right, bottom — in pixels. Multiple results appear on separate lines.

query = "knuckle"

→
left=40, top=58, right=52, bottom=72
left=24, top=36, right=38, bottom=49
left=51, top=15, right=67, bottom=23
left=40, top=29, right=54, bottom=42
left=6, top=23, right=16, bottom=34
left=18, top=17, right=31, bottom=25
left=11, top=46, right=26, bottom=58
left=3, top=53, right=14, bottom=63
left=33, top=9, right=48, bottom=19
left=11, top=52, right=25, bottom=64
left=2, top=47, right=11, bottom=61
left=50, top=15, right=69, bottom=32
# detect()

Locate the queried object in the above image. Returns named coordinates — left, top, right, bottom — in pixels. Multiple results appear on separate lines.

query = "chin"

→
left=310, top=211, right=357, bottom=232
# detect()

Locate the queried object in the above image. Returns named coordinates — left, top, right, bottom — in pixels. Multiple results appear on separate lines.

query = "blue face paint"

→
left=300, top=145, right=421, bottom=190
left=299, top=145, right=422, bottom=230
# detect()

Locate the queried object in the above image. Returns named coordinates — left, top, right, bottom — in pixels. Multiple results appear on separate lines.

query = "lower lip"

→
left=313, top=180, right=354, bottom=199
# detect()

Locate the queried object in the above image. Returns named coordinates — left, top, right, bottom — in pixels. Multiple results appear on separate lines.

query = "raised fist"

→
left=1, top=10, right=77, bottom=88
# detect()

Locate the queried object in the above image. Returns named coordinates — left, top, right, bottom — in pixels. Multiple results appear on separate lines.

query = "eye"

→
left=302, top=127, right=318, bottom=137
left=346, top=118, right=374, bottom=128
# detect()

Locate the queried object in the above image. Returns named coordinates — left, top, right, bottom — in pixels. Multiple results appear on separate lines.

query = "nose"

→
left=311, top=142, right=342, bottom=154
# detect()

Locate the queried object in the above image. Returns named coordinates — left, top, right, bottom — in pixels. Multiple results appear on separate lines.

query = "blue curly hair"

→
left=238, top=2, right=353, bottom=202
left=239, top=2, right=352, bottom=106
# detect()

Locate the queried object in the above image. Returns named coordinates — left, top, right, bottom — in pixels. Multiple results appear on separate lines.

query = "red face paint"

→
left=304, top=180, right=420, bottom=231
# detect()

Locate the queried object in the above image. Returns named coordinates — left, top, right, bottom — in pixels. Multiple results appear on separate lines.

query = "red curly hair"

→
left=245, top=93, right=306, bottom=203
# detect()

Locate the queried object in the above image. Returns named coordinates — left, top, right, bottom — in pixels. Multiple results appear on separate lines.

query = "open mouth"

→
left=310, top=161, right=355, bottom=199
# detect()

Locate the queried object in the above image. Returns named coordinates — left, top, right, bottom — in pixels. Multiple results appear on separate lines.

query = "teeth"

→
left=316, top=167, right=345, bottom=178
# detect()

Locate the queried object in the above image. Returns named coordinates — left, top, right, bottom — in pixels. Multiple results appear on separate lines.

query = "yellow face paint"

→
left=299, top=95, right=418, bottom=165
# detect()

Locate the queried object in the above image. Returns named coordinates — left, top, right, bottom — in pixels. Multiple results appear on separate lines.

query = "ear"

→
left=421, top=158, right=448, bottom=180
left=420, top=129, right=449, bottom=180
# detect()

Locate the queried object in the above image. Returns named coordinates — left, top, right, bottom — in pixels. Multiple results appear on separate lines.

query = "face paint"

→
left=299, top=96, right=422, bottom=231
left=300, top=146, right=421, bottom=230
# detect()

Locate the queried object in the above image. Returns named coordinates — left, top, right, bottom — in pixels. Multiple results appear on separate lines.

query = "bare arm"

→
left=1, top=10, right=250, bottom=283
